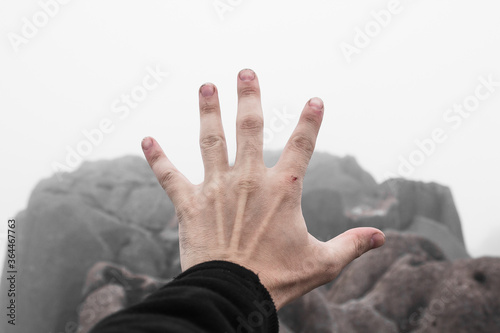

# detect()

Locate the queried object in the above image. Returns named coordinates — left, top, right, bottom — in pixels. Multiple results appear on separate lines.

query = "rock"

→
left=77, top=262, right=169, bottom=333
left=380, top=178, right=464, bottom=242
left=404, top=216, right=469, bottom=260
left=320, top=233, right=500, bottom=333
left=0, top=156, right=178, bottom=333
left=362, top=254, right=450, bottom=331
left=349, top=178, right=468, bottom=258
left=0, top=152, right=486, bottom=332
left=72, top=233, right=500, bottom=333
left=411, top=257, right=500, bottom=333
left=327, top=232, right=446, bottom=304
left=264, top=151, right=380, bottom=209
left=267, top=151, right=466, bottom=257
left=302, top=154, right=380, bottom=209
left=329, top=301, right=398, bottom=333
left=278, top=289, right=335, bottom=332
left=78, top=284, right=126, bottom=333
left=278, top=322, right=294, bottom=333
left=80, top=261, right=170, bottom=307
left=301, top=189, right=347, bottom=242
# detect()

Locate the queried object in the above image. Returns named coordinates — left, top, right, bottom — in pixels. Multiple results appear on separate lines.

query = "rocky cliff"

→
left=2, top=152, right=496, bottom=333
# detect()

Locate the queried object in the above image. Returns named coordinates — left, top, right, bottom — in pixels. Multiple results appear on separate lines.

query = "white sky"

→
left=1, top=0, right=499, bottom=263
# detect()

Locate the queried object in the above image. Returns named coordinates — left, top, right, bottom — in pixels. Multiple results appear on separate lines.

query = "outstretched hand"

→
left=141, top=69, right=385, bottom=310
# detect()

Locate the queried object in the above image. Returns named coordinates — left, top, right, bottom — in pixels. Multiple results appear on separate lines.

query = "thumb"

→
left=324, top=227, right=385, bottom=269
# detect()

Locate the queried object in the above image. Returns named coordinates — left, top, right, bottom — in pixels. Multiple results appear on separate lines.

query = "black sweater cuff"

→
left=90, top=260, right=279, bottom=333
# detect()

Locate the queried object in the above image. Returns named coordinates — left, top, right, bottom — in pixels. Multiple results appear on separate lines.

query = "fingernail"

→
left=308, top=97, right=324, bottom=112
left=370, top=233, right=385, bottom=249
left=239, top=69, right=255, bottom=81
left=142, top=137, right=153, bottom=150
left=200, top=83, right=214, bottom=97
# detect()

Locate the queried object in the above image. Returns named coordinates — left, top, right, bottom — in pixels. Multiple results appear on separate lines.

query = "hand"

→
left=141, top=68, right=385, bottom=310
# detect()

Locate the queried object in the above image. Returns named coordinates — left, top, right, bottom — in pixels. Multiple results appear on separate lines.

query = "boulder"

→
left=301, top=189, right=347, bottom=242
left=77, top=261, right=169, bottom=333
left=264, top=151, right=380, bottom=209
left=278, top=289, right=335, bottom=333
left=320, top=232, right=500, bottom=333
left=380, top=178, right=464, bottom=242
left=404, top=215, right=469, bottom=260
left=0, top=156, right=177, bottom=333
left=0, top=152, right=481, bottom=332
left=326, top=232, right=446, bottom=304
left=71, top=233, right=500, bottom=332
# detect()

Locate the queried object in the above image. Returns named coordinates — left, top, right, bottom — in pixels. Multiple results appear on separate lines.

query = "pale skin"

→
left=141, top=68, right=385, bottom=310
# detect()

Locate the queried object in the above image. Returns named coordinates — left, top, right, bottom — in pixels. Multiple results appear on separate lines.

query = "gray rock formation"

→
left=0, top=157, right=179, bottom=333
left=74, top=233, right=500, bottom=333
left=77, top=262, right=169, bottom=333
left=264, top=151, right=380, bottom=210
left=381, top=178, right=465, bottom=243
left=0, top=152, right=482, bottom=333
left=319, top=232, right=500, bottom=333
left=404, top=216, right=469, bottom=260
left=268, top=151, right=467, bottom=259
left=301, top=189, right=347, bottom=242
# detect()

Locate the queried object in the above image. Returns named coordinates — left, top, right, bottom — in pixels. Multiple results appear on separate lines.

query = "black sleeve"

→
left=89, top=260, right=279, bottom=333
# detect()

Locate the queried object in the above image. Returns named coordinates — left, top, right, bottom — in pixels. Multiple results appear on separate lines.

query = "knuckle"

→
left=316, top=247, right=341, bottom=282
left=200, top=102, right=219, bottom=115
left=202, top=180, right=223, bottom=199
left=280, top=189, right=300, bottom=206
left=176, top=201, right=199, bottom=224
left=238, top=115, right=264, bottom=134
left=240, top=142, right=260, bottom=155
left=326, top=265, right=342, bottom=282
left=353, top=236, right=366, bottom=259
left=239, top=86, right=260, bottom=98
left=148, top=151, right=163, bottom=168
left=290, top=134, right=315, bottom=156
left=158, top=169, right=177, bottom=190
left=319, top=258, right=340, bottom=282
left=303, top=111, right=321, bottom=128
left=236, top=175, right=260, bottom=193
left=200, top=134, right=225, bottom=151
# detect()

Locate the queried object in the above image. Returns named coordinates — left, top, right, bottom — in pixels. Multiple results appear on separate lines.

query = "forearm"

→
left=89, top=260, right=279, bottom=333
